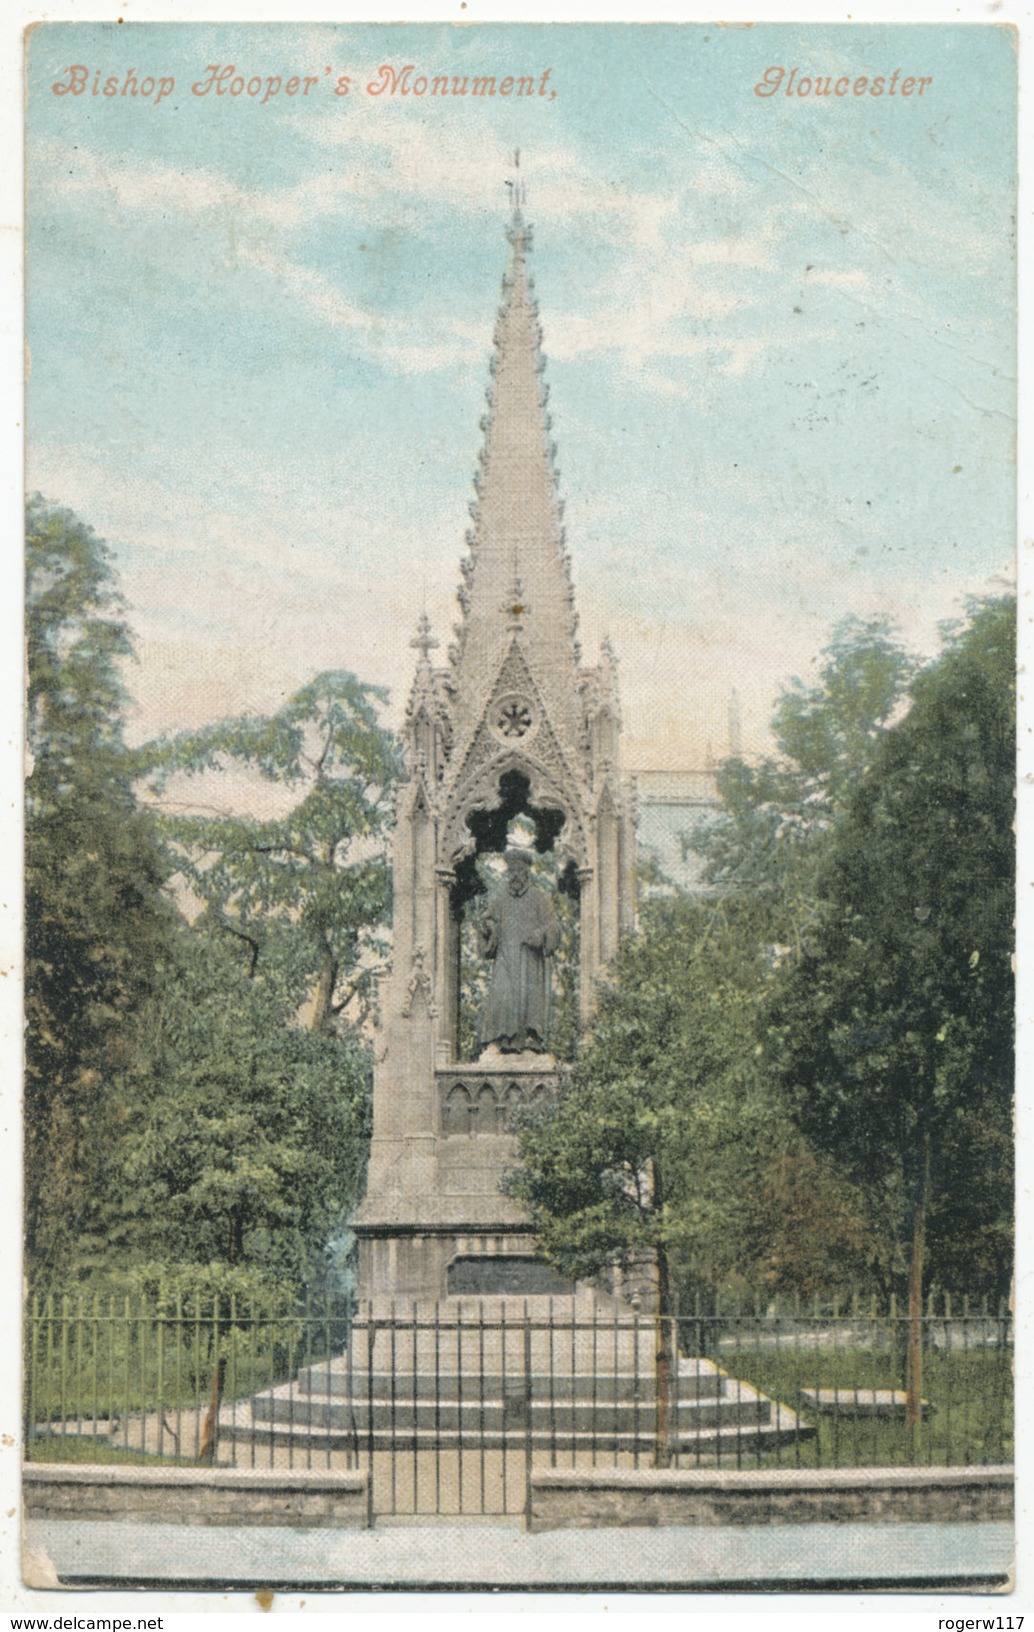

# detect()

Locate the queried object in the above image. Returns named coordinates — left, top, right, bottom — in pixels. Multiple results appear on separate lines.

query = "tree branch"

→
left=302, top=728, right=335, bottom=782
left=330, top=975, right=367, bottom=1016
left=214, top=919, right=261, bottom=978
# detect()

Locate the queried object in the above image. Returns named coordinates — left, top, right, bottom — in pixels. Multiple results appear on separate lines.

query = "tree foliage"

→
left=25, top=497, right=175, bottom=1285
left=508, top=606, right=1012, bottom=1310
left=103, top=932, right=371, bottom=1300
left=25, top=498, right=385, bottom=1303
left=766, top=597, right=1015, bottom=1302
left=506, top=894, right=877, bottom=1304
left=701, top=616, right=913, bottom=923
left=139, top=675, right=400, bottom=1034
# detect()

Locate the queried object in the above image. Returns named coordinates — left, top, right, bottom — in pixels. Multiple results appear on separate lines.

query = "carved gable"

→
left=441, top=637, right=588, bottom=865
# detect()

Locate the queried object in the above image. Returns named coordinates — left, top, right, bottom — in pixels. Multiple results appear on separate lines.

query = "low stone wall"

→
left=528, top=1465, right=1014, bottom=1530
left=24, top=1463, right=371, bottom=1528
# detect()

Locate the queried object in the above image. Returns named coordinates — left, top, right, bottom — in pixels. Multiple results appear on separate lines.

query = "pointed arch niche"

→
left=442, top=769, right=582, bottom=1062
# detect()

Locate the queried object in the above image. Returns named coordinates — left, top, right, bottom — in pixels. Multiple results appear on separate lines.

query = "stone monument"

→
left=244, top=181, right=813, bottom=1478
left=353, top=177, right=636, bottom=1304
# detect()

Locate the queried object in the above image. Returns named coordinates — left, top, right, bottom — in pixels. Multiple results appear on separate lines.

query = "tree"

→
left=507, top=616, right=916, bottom=1316
left=701, top=616, right=913, bottom=938
left=24, top=496, right=394, bottom=1324
left=766, top=598, right=1015, bottom=1418
left=97, top=925, right=374, bottom=1459
left=25, top=496, right=175, bottom=1285
left=107, top=930, right=371, bottom=1296
left=139, top=674, right=401, bottom=1034
left=505, top=894, right=878, bottom=1307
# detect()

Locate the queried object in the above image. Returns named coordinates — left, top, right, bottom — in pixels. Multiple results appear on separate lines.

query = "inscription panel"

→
left=447, top=1254, right=574, bottom=1296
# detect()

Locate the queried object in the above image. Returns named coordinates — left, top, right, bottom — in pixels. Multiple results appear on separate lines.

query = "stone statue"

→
left=477, top=850, right=560, bottom=1054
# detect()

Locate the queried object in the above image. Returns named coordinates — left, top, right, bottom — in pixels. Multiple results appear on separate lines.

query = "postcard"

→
left=15, top=11, right=1018, bottom=1609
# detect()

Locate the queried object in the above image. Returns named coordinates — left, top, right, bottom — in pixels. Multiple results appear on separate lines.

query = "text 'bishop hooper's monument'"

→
left=353, top=179, right=636, bottom=1304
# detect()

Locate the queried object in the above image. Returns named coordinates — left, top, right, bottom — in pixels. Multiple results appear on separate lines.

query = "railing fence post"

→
left=522, top=1303, right=533, bottom=1529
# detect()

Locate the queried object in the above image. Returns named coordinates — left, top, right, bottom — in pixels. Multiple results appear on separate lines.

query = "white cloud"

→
left=44, top=116, right=966, bottom=399
left=234, top=241, right=377, bottom=332
left=808, top=268, right=873, bottom=291
left=299, top=103, right=679, bottom=249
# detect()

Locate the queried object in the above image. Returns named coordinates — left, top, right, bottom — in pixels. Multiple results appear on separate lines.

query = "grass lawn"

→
left=24, top=1435, right=181, bottom=1467
left=703, top=1344, right=1013, bottom=1468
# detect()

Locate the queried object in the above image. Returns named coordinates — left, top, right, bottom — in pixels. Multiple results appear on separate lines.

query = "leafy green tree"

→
left=506, top=617, right=924, bottom=1315
left=766, top=598, right=1015, bottom=1413
left=139, top=675, right=401, bottom=1034
left=106, top=930, right=371, bottom=1295
left=702, top=616, right=913, bottom=932
left=25, top=496, right=383, bottom=1313
left=506, top=894, right=878, bottom=1308
left=25, top=496, right=175, bottom=1285
left=86, top=928, right=372, bottom=1458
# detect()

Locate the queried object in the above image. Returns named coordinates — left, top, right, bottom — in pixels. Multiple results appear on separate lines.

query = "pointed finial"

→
left=505, top=149, right=528, bottom=246
left=410, top=611, right=439, bottom=659
left=501, top=559, right=530, bottom=629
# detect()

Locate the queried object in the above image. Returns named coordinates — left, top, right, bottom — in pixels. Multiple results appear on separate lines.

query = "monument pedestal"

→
left=354, top=1052, right=564, bottom=1302
left=240, top=1292, right=815, bottom=1469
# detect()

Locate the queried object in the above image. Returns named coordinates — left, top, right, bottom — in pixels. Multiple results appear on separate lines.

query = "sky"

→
left=25, top=20, right=1017, bottom=771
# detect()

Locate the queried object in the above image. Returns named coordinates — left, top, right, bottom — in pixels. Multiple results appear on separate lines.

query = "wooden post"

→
left=905, top=1142, right=930, bottom=1436
left=653, top=1164, right=673, bottom=1469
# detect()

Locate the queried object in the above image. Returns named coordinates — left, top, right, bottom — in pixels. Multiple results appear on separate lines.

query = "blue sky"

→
left=26, top=21, right=1016, bottom=769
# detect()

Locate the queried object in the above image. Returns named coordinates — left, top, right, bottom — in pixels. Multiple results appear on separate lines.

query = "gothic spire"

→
left=450, top=164, right=581, bottom=757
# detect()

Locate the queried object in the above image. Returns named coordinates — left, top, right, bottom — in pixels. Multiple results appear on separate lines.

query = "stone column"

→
left=597, top=799, right=621, bottom=964
left=577, top=864, right=596, bottom=1025
left=620, top=798, right=637, bottom=938
left=411, top=803, right=436, bottom=967
left=435, top=866, right=459, bottom=1061
left=389, top=784, right=417, bottom=975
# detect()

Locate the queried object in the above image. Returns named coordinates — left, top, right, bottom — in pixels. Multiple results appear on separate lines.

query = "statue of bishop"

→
left=477, top=848, right=559, bottom=1054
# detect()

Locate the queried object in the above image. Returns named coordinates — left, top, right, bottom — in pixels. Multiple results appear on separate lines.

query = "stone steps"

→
left=224, top=1298, right=816, bottom=1467
left=232, top=1357, right=813, bottom=1460
left=292, top=1362, right=724, bottom=1402
left=223, top=1404, right=807, bottom=1460
left=248, top=1390, right=769, bottom=1435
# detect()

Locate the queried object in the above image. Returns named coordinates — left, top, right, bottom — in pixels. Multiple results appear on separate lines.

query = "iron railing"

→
left=24, top=1291, right=1013, bottom=1517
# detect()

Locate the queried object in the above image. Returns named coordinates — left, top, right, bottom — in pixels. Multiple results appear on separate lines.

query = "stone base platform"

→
left=231, top=1294, right=814, bottom=1463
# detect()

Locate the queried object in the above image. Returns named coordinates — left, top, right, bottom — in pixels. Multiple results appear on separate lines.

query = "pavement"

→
left=23, top=1518, right=1014, bottom=1592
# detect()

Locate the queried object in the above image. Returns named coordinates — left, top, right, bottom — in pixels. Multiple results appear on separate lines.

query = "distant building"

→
left=634, top=769, right=723, bottom=894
